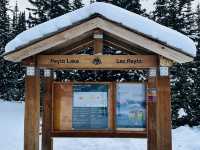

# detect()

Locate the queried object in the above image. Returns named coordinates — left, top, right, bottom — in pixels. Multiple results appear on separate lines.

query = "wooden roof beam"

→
left=93, top=29, right=103, bottom=54
left=41, top=37, right=94, bottom=55
left=104, top=34, right=154, bottom=55
left=104, top=40, right=138, bottom=55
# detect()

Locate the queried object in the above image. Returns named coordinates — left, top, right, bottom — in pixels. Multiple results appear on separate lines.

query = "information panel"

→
left=116, top=83, right=146, bottom=130
left=72, top=84, right=109, bottom=130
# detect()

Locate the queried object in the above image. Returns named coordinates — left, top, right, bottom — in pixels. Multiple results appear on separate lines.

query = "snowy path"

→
left=0, top=100, right=200, bottom=150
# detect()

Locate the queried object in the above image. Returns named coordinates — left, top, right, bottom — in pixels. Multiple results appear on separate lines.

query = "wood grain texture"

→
left=159, top=56, right=174, bottom=67
left=42, top=75, right=53, bottom=150
left=109, top=82, right=116, bottom=130
left=147, top=77, right=157, bottom=150
left=93, top=29, right=103, bottom=54
left=52, top=130, right=147, bottom=138
left=147, top=76, right=172, bottom=150
left=52, top=82, right=72, bottom=131
left=156, top=76, right=172, bottom=150
left=24, top=75, right=40, bottom=150
left=37, top=55, right=158, bottom=69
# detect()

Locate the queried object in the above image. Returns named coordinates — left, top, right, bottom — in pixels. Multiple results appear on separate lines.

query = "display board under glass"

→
left=72, top=84, right=109, bottom=130
left=116, top=83, right=146, bottom=131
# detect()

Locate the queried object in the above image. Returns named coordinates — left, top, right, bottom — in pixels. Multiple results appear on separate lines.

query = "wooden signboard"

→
left=37, top=55, right=158, bottom=69
left=52, top=82, right=114, bottom=132
left=52, top=82, right=147, bottom=138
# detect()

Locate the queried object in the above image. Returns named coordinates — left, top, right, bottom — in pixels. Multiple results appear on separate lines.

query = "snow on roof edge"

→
left=4, top=2, right=197, bottom=57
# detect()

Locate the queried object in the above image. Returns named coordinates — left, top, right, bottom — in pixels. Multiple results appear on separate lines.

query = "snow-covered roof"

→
left=5, top=2, right=196, bottom=57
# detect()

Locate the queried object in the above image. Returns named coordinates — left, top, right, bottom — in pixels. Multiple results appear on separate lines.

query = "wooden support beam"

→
left=147, top=68, right=172, bottom=150
left=147, top=72, right=157, bottom=150
left=93, top=29, right=103, bottom=54
left=52, top=130, right=147, bottom=138
left=42, top=37, right=94, bottom=55
left=104, top=40, right=138, bottom=55
left=104, top=35, right=153, bottom=55
left=156, top=76, right=172, bottom=150
left=42, top=69, right=53, bottom=150
left=159, top=56, right=174, bottom=67
left=24, top=67, right=40, bottom=150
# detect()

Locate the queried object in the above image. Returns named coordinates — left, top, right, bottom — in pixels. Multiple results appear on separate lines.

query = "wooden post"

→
left=147, top=68, right=157, bottom=150
left=93, top=29, right=103, bottom=54
left=156, top=76, right=172, bottom=150
left=42, top=69, right=53, bottom=150
left=147, top=65, right=172, bottom=150
left=24, top=66, right=40, bottom=150
left=156, top=61, right=172, bottom=150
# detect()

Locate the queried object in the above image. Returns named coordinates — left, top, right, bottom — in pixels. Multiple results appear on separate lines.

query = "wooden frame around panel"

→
left=51, top=81, right=147, bottom=138
left=51, top=82, right=114, bottom=131
left=115, top=82, right=147, bottom=133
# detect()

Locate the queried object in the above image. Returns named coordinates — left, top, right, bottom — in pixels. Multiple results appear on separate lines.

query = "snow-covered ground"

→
left=0, top=100, right=200, bottom=150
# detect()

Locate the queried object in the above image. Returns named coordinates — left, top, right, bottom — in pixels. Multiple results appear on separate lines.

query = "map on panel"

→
left=72, top=84, right=108, bottom=130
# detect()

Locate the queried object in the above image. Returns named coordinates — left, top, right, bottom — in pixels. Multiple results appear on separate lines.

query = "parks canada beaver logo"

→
left=92, top=57, right=102, bottom=65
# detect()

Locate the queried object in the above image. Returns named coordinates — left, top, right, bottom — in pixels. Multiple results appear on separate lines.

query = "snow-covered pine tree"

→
left=72, top=0, right=84, bottom=10
left=96, top=0, right=145, bottom=15
left=0, top=0, right=10, bottom=100
left=179, top=0, right=196, bottom=38
left=0, top=2, right=27, bottom=101
left=152, top=0, right=170, bottom=26
left=27, top=0, right=48, bottom=26
left=117, top=0, right=145, bottom=15
left=11, top=2, right=26, bottom=37
left=169, top=0, right=200, bottom=128
left=0, top=0, right=10, bottom=53
left=194, top=4, right=200, bottom=61
left=27, top=0, right=72, bottom=26
left=153, top=0, right=194, bottom=34
left=11, top=1, right=19, bottom=36
left=44, top=0, right=72, bottom=19
left=17, top=12, right=26, bottom=34
left=152, top=0, right=200, bottom=127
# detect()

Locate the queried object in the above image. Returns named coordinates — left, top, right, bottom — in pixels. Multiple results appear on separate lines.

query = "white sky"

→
left=9, top=0, right=200, bottom=13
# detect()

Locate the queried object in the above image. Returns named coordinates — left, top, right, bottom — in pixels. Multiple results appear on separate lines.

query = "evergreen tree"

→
left=27, top=0, right=72, bottom=26
left=0, top=0, right=10, bottom=53
left=153, top=0, right=195, bottom=34
left=152, top=0, right=170, bottom=26
left=152, top=0, right=200, bottom=127
left=9, top=8, right=26, bottom=101
left=43, top=0, right=72, bottom=19
left=170, top=61, right=200, bottom=127
left=0, top=1, right=27, bottom=101
left=17, top=12, right=27, bottom=34
left=194, top=4, right=200, bottom=61
left=180, top=0, right=196, bottom=38
left=72, top=0, right=84, bottom=10
left=169, top=0, right=200, bottom=128
left=96, top=0, right=145, bottom=15
left=11, top=1, right=19, bottom=36
left=0, top=0, right=9, bottom=100
left=27, top=0, right=48, bottom=26
left=11, top=2, right=26, bottom=37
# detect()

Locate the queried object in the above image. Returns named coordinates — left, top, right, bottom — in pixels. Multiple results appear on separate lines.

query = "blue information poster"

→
left=116, top=83, right=146, bottom=130
left=72, top=84, right=108, bottom=130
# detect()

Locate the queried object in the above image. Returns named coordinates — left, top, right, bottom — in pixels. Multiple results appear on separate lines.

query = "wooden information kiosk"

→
left=3, top=3, right=195, bottom=150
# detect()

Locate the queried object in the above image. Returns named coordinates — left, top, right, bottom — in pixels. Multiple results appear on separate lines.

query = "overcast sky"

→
left=9, top=0, right=200, bottom=13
